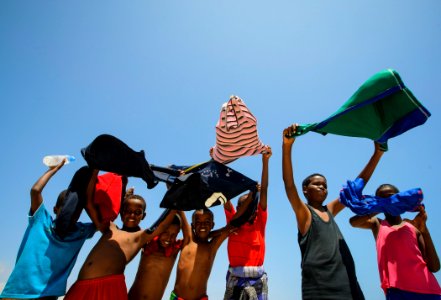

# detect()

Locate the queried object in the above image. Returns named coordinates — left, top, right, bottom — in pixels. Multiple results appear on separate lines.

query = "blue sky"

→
left=1, top=1, right=440, bottom=299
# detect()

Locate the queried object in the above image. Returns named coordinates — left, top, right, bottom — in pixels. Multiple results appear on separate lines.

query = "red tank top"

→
left=225, top=204, right=267, bottom=267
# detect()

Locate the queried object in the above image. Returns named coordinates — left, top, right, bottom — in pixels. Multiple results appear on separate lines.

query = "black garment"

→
left=298, top=205, right=364, bottom=300
left=81, top=134, right=157, bottom=189
left=151, top=164, right=188, bottom=184
left=159, top=160, right=257, bottom=211
left=54, top=166, right=93, bottom=239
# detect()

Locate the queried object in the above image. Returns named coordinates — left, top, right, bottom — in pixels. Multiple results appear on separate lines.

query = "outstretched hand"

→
left=283, top=124, right=298, bottom=145
left=49, top=158, right=66, bottom=171
left=405, top=205, right=427, bottom=232
left=412, top=205, right=428, bottom=232
left=262, top=145, right=272, bottom=161
left=374, top=141, right=385, bottom=153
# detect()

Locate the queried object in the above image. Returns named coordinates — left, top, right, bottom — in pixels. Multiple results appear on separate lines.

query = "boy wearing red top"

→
left=223, top=146, right=271, bottom=300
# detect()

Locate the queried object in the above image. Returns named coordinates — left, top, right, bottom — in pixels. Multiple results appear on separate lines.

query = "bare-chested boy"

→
left=171, top=196, right=254, bottom=300
left=128, top=211, right=191, bottom=300
left=64, top=187, right=176, bottom=300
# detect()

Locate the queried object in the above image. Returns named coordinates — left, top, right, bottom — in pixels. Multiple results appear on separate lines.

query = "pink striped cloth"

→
left=210, top=95, right=266, bottom=164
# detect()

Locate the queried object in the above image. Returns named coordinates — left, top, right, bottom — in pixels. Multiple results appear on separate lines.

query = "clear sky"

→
left=1, top=1, right=440, bottom=299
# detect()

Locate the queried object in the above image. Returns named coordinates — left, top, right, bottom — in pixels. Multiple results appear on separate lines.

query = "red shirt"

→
left=225, top=203, right=267, bottom=267
left=94, top=173, right=124, bottom=223
left=143, top=236, right=183, bottom=257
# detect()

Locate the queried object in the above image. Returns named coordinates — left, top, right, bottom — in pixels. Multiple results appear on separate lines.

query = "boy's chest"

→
left=180, top=242, right=214, bottom=265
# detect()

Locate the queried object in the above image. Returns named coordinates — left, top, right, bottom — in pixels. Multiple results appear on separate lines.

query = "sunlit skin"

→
left=158, top=224, right=180, bottom=248
left=121, top=198, right=146, bottom=229
left=192, top=211, right=214, bottom=242
left=282, top=123, right=384, bottom=236
left=303, top=175, right=330, bottom=222
left=173, top=210, right=235, bottom=300
left=303, top=175, right=328, bottom=206
left=128, top=223, right=182, bottom=300
left=77, top=198, right=147, bottom=280
left=74, top=197, right=175, bottom=281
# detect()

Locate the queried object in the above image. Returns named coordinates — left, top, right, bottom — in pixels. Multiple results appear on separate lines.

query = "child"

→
left=282, top=124, right=384, bottom=300
left=350, top=184, right=441, bottom=299
left=128, top=211, right=191, bottom=300
left=223, top=146, right=271, bottom=300
left=0, top=160, right=96, bottom=300
left=64, top=187, right=176, bottom=300
left=171, top=202, right=252, bottom=300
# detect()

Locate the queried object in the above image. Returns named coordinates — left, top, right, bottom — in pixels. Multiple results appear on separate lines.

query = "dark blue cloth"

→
left=339, top=178, right=423, bottom=216
left=54, top=166, right=93, bottom=239
left=151, top=164, right=189, bottom=184
left=81, top=134, right=158, bottom=189
left=159, top=160, right=257, bottom=211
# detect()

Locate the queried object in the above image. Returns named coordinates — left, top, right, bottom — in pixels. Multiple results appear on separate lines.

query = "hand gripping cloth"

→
left=290, top=69, right=431, bottom=150
left=340, top=178, right=424, bottom=216
left=210, top=95, right=267, bottom=163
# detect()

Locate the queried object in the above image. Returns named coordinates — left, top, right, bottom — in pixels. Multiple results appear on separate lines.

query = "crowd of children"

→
left=1, top=123, right=440, bottom=300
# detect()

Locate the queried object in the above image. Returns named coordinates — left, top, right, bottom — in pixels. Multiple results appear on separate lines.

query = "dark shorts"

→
left=386, top=288, right=441, bottom=300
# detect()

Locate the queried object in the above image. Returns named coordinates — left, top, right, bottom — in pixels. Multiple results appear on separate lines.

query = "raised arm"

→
left=140, top=209, right=177, bottom=246
left=259, top=145, right=271, bottom=210
left=328, top=141, right=385, bottom=216
left=210, top=223, right=237, bottom=252
left=30, top=160, right=65, bottom=215
left=282, top=125, right=311, bottom=236
left=84, top=169, right=103, bottom=232
left=349, top=213, right=381, bottom=238
left=178, top=210, right=192, bottom=246
left=224, top=200, right=234, bottom=213
left=409, top=206, right=440, bottom=272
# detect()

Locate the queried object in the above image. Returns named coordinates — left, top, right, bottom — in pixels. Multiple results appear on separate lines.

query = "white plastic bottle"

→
left=43, top=155, right=76, bottom=167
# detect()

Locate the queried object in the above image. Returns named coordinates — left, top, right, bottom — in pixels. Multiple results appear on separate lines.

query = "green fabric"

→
left=292, top=69, right=430, bottom=150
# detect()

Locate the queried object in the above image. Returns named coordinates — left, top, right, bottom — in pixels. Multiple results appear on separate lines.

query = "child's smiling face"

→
left=158, top=224, right=180, bottom=248
left=192, top=211, right=214, bottom=240
left=121, top=198, right=146, bottom=228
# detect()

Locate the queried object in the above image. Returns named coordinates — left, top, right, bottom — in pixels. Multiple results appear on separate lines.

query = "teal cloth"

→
left=291, top=69, right=431, bottom=150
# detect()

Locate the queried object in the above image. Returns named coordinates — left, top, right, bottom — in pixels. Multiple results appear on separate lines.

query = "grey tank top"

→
left=298, top=205, right=364, bottom=300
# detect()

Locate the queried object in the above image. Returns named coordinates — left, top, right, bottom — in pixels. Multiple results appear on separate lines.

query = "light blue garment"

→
left=1, top=204, right=95, bottom=298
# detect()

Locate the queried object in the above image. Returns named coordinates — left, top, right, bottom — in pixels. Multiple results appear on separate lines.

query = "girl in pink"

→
left=350, top=184, right=441, bottom=300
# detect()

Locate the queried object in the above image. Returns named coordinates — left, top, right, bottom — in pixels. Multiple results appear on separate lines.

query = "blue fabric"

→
left=339, top=178, right=423, bottom=216
left=1, top=204, right=95, bottom=298
left=386, top=288, right=441, bottom=300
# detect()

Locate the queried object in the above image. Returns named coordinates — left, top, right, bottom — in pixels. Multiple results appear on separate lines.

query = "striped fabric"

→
left=211, top=95, right=266, bottom=164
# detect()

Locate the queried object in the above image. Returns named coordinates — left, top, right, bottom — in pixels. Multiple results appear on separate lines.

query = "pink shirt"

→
left=225, top=203, right=267, bottom=267
left=376, top=220, right=441, bottom=295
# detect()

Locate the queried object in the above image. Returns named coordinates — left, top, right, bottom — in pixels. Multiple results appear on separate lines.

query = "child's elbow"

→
left=349, top=218, right=357, bottom=227
left=429, top=262, right=440, bottom=273
left=30, top=187, right=41, bottom=197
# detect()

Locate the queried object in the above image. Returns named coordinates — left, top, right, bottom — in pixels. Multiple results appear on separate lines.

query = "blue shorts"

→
left=386, top=288, right=441, bottom=300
